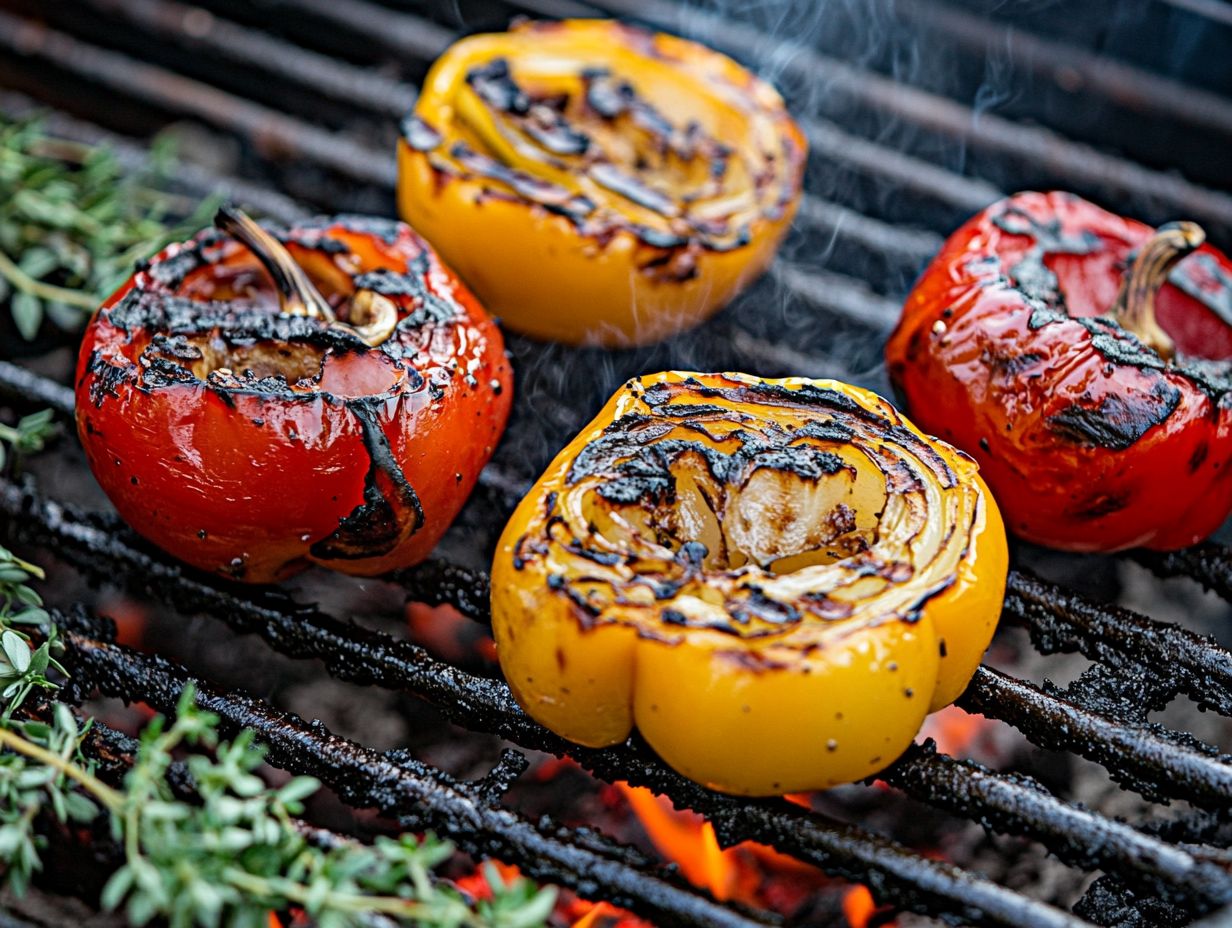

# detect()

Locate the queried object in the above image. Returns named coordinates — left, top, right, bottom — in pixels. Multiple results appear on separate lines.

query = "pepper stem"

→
left=214, top=205, right=337, bottom=323
left=1111, top=221, right=1205, bottom=362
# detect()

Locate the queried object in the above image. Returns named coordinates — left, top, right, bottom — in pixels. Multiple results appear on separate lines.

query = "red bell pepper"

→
left=76, top=207, right=512, bottom=582
left=886, top=191, right=1232, bottom=552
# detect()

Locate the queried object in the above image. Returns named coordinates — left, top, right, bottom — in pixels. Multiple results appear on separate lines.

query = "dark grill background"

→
left=2, top=1, right=1232, bottom=926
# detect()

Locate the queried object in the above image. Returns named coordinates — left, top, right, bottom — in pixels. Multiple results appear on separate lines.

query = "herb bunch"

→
left=0, top=116, right=217, bottom=339
left=0, top=685, right=555, bottom=928
left=0, top=484, right=552, bottom=927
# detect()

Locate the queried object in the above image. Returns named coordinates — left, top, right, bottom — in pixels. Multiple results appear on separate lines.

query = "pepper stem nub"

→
left=214, top=205, right=338, bottom=324
left=1111, top=221, right=1205, bottom=362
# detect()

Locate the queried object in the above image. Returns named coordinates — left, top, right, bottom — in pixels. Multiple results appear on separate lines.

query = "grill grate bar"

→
left=228, top=0, right=456, bottom=62
left=1133, top=545, right=1232, bottom=605
left=562, top=0, right=1232, bottom=231
left=52, top=615, right=779, bottom=928
left=66, top=0, right=941, bottom=280
left=2, top=476, right=1227, bottom=915
left=1004, top=571, right=1232, bottom=717
left=959, top=666, right=1232, bottom=810
left=44, top=606, right=1088, bottom=928
left=0, top=11, right=396, bottom=186
left=880, top=744, right=1232, bottom=910
left=80, top=0, right=419, bottom=117
left=896, top=0, right=1232, bottom=139
left=0, top=360, right=76, bottom=417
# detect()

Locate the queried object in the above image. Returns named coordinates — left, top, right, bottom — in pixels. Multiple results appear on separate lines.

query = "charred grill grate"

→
left=1, top=0, right=1232, bottom=925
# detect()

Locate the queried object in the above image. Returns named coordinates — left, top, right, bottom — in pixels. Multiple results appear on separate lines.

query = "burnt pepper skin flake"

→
left=886, top=191, right=1232, bottom=552
left=76, top=207, right=512, bottom=583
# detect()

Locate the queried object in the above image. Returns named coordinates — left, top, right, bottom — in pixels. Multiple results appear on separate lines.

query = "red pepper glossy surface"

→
left=886, top=191, right=1232, bottom=552
left=76, top=215, right=512, bottom=582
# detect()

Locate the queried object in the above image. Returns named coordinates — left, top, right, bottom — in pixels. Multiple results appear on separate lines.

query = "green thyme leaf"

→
left=0, top=115, right=219, bottom=339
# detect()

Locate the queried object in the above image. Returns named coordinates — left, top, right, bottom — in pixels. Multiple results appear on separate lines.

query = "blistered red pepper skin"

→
left=886, top=191, right=1232, bottom=552
left=76, top=217, right=512, bottom=583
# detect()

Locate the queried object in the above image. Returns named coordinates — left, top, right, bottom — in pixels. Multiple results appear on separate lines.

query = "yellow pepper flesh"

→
left=397, top=20, right=806, bottom=347
left=491, top=372, right=1008, bottom=796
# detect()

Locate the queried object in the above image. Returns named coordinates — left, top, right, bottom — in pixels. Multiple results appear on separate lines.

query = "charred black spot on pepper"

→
left=1046, top=380, right=1181, bottom=450
left=86, top=350, right=134, bottom=407
left=729, top=586, right=801, bottom=627
left=1073, top=493, right=1130, bottom=519
left=401, top=114, right=443, bottom=151
left=1190, top=442, right=1210, bottom=472
left=311, top=399, right=424, bottom=561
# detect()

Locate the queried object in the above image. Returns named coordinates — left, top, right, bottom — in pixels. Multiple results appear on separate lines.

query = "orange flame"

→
left=616, top=782, right=892, bottom=925
left=617, top=782, right=740, bottom=900
left=568, top=901, right=654, bottom=928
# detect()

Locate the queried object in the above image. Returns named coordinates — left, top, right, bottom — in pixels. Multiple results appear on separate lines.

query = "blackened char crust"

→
left=310, top=398, right=425, bottom=561
left=1046, top=380, right=1182, bottom=450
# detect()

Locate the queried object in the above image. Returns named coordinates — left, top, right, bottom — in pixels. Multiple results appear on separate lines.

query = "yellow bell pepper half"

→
left=397, top=20, right=806, bottom=347
left=491, top=372, right=1008, bottom=796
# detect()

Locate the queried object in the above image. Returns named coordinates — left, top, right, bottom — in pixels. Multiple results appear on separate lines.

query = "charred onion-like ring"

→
left=397, top=19, right=806, bottom=347
left=886, top=191, right=1232, bottom=551
left=492, top=372, right=1007, bottom=796
left=76, top=208, right=512, bottom=583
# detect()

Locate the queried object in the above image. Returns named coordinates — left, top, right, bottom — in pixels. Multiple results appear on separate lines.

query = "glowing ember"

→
left=452, top=859, right=523, bottom=902
left=842, top=885, right=877, bottom=928
left=919, top=704, right=990, bottom=758
left=406, top=602, right=497, bottom=664
left=101, top=594, right=148, bottom=648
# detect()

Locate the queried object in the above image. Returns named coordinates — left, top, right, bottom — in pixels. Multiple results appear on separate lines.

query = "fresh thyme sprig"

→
left=0, top=545, right=65, bottom=719
left=0, top=408, right=57, bottom=472
left=0, top=116, right=219, bottom=339
left=0, top=686, right=556, bottom=928
left=0, top=541, right=554, bottom=927
left=0, top=543, right=82, bottom=895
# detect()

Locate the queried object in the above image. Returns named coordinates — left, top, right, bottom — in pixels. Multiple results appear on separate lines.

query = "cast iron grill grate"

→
left=1, top=1, right=1231, bottom=925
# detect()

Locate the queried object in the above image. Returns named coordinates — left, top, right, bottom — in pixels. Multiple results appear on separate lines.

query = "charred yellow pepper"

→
left=397, top=20, right=806, bottom=347
left=491, top=372, right=1007, bottom=796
